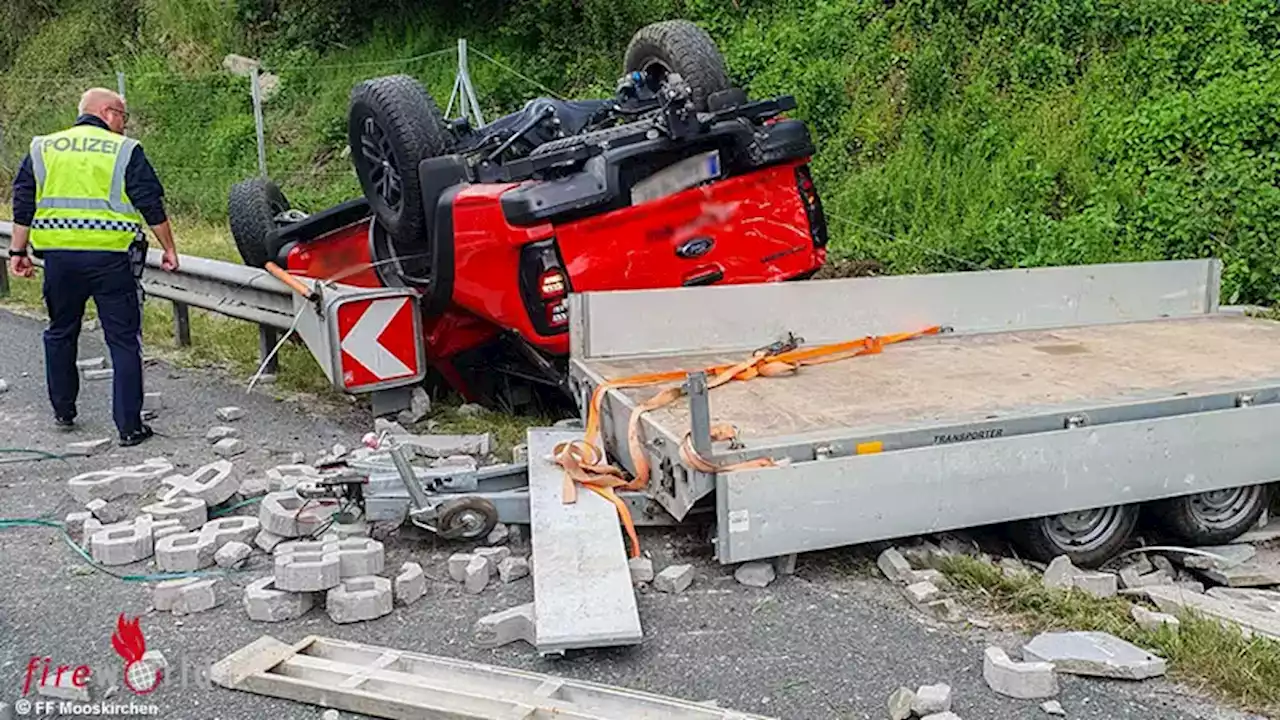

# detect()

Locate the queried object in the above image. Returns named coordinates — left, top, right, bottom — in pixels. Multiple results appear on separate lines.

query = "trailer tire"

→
left=1148, top=484, right=1272, bottom=546
left=1008, top=504, right=1139, bottom=568
left=228, top=177, right=290, bottom=268
left=624, top=20, right=730, bottom=111
left=435, top=497, right=499, bottom=541
left=348, top=74, right=454, bottom=245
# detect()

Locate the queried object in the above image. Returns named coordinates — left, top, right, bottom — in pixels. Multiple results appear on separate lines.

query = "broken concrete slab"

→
left=1206, top=586, right=1280, bottom=611
left=475, top=603, right=536, bottom=648
left=1200, top=560, right=1280, bottom=588
left=326, top=576, right=393, bottom=624
left=628, top=557, right=655, bottom=584
left=388, top=433, right=491, bottom=458
left=171, top=578, right=221, bottom=615
left=927, top=598, right=963, bottom=622
left=877, top=547, right=913, bottom=583
left=887, top=687, right=914, bottom=720
left=237, top=475, right=271, bottom=498
left=161, top=460, right=240, bottom=506
left=37, top=672, right=91, bottom=702
left=498, top=556, right=530, bottom=583
left=213, top=437, right=246, bottom=458
left=1131, top=605, right=1180, bottom=631
left=395, top=387, right=432, bottom=425
left=905, top=581, right=942, bottom=605
left=983, top=646, right=1058, bottom=699
left=1023, top=631, right=1167, bottom=680
left=66, top=437, right=112, bottom=456
left=394, top=562, right=427, bottom=606
left=141, top=496, right=207, bottom=530
left=654, top=564, right=695, bottom=593
left=911, top=683, right=951, bottom=715
left=215, top=541, right=252, bottom=569
left=734, top=561, right=776, bottom=588
left=1072, top=571, right=1118, bottom=598
left=463, top=556, right=488, bottom=594
left=215, top=406, right=246, bottom=422
left=243, top=577, right=315, bottom=622
left=1179, top=544, right=1256, bottom=570
left=1239, top=517, right=1280, bottom=545
left=909, top=568, right=951, bottom=589
left=1147, top=585, right=1280, bottom=641
left=1042, top=555, right=1076, bottom=590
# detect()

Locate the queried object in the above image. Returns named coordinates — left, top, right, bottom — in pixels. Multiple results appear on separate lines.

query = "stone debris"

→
left=213, top=437, right=246, bottom=458
left=1041, top=700, right=1066, bottom=716
left=1239, top=517, right=1280, bottom=544
left=1022, top=631, right=1167, bottom=680
left=206, top=426, right=240, bottom=442
left=654, top=564, right=695, bottom=593
left=485, top=523, right=510, bottom=546
left=1146, top=585, right=1280, bottom=641
left=258, top=490, right=334, bottom=537
left=1179, top=544, right=1256, bottom=571
left=76, top=356, right=106, bottom=372
left=1177, top=579, right=1206, bottom=594
left=475, top=603, right=535, bottom=648
left=887, top=686, right=915, bottom=720
left=289, top=451, right=307, bottom=464
left=374, top=417, right=408, bottom=436
left=161, top=460, right=240, bottom=506
left=447, top=553, right=473, bottom=582
left=90, top=516, right=157, bottom=565
left=140, top=497, right=207, bottom=531
left=1150, top=554, right=1176, bottom=576
left=67, top=438, right=112, bottom=456
left=1042, top=555, right=1077, bottom=590
left=877, top=547, right=914, bottom=583
left=474, top=546, right=510, bottom=575
left=83, top=368, right=114, bottom=382
left=909, top=568, right=951, bottom=589
left=735, top=561, right=776, bottom=588
left=463, top=556, right=489, bottom=594
left=155, top=516, right=260, bottom=572
left=170, top=578, right=220, bottom=615
left=143, top=392, right=164, bottom=411
left=64, top=511, right=91, bottom=539
left=927, top=598, right=963, bottom=622
left=1131, top=605, right=1180, bottom=631
left=153, top=577, right=201, bottom=612
left=498, top=556, right=530, bottom=583
left=983, top=646, right=1059, bottom=699
left=1041, top=555, right=1117, bottom=597
left=905, top=581, right=943, bottom=605
left=265, top=464, right=324, bottom=492
left=1117, top=556, right=1154, bottom=588
left=911, top=683, right=952, bottom=716
left=395, top=562, right=427, bottom=606
left=0, top=379, right=7, bottom=393
left=68, top=458, right=174, bottom=504
left=326, top=576, right=393, bottom=624
left=215, top=541, right=252, bottom=569
left=237, top=475, right=271, bottom=498
left=86, top=498, right=128, bottom=524
left=1199, top=559, right=1280, bottom=588
left=388, top=433, right=491, bottom=458
left=773, top=554, right=798, bottom=576
left=628, top=556, right=655, bottom=584
left=396, top=387, right=432, bottom=425
left=215, top=406, right=246, bottom=422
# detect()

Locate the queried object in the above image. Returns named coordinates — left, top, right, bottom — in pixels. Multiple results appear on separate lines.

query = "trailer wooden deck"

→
left=585, top=314, right=1280, bottom=440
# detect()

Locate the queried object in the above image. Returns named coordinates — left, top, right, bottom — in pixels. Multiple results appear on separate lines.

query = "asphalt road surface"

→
left=0, top=307, right=1263, bottom=720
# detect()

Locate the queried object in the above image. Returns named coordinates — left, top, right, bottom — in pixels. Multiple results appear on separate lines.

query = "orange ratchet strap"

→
left=553, top=326, right=942, bottom=558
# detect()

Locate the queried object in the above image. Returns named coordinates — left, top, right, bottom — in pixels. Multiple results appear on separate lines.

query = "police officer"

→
left=7, top=88, right=180, bottom=447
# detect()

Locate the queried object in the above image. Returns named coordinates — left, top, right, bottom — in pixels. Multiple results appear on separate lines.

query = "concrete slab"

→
left=1148, top=585, right=1280, bottom=641
left=1199, top=557, right=1280, bottom=588
left=1205, top=587, right=1280, bottom=614
left=1238, top=517, right=1280, bottom=545
left=1179, top=544, right=1256, bottom=570
left=1022, top=631, right=1167, bottom=680
left=528, top=427, right=641, bottom=653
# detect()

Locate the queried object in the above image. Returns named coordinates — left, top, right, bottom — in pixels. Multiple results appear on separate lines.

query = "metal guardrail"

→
left=0, top=219, right=291, bottom=374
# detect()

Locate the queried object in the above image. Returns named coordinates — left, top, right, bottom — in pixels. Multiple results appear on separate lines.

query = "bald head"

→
left=79, top=88, right=128, bottom=133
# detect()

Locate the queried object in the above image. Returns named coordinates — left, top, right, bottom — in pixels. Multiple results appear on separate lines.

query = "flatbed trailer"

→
left=567, top=259, right=1278, bottom=566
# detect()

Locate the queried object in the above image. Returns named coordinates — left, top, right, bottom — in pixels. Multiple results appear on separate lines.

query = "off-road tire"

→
left=228, top=177, right=289, bottom=268
left=1008, top=504, right=1140, bottom=568
left=624, top=20, right=730, bottom=112
left=1148, top=484, right=1272, bottom=546
left=348, top=75, right=454, bottom=243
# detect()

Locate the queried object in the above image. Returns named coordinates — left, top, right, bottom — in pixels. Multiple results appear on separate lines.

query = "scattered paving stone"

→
left=911, top=683, right=952, bottom=715
left=654, top=564, right=694, bottom=593
left=463, top=556, right=489, bottom=594
left=447, top=553, right=473, bottom=582
left=243, top=576, right=315, bottom=622
left=213, top=437, right=246, bottom=458
left=254, top=529, right=286, bottom=553
left=1131, top=605, right=1180, bottom=631
left=171, top=578, right=221, bottom=615
left=457, top=402, right=485, bottom=418
left=474, top=603, right=535, bottom=649
left=1023, top=631, right=1167, bottom=680
left=628, top=556, right=654, bottom=584
left=877, top=547, right=913, bottom=583
left=734, top=561, right=776, bottom=588
left=326, top=576, right=393, bottom=624
left=394, top=562, right=427, bottom=606
left=83, top=368, right=114, bottom=381
left=67, top=438, right=112, bottom=456
left=497, top=556, right=530, bottom=583
left=1177, top=580, right=1206, bottom=594
left=206, top=426, right=240, bottom=443
left=909, top=568, right=951, bottom=589
left=474, top=546, right=510, bottom=575
left=86, top=498, right=128, bottom=524
left=215, top=406, right=246, bottom=422
left=215, top=541, right=252, bottom=569
left=154, top=578, right=201, bottom=612
left=486, top=523, right=510, bottom=546
left=289, top=451, right=306, bottom=464
left=887, top=687, right=915, bottom=720
left=983, top=646, right=1059, bottom=699
left=64, top=511, right=91, bottom=539
left=76, top=357, right=106, bottom=371
left=1041, top=700, right=1066, bottom=716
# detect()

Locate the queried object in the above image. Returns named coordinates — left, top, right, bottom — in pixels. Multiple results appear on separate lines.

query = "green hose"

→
left=0, top=447, right=74, bottom=465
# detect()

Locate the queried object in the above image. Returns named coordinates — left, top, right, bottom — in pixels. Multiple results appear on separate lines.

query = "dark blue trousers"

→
left=41, top=250, right=144, bottom=436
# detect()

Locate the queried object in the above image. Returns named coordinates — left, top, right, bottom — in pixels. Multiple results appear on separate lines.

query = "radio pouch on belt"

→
left=128, top=236, right=148, bottom=304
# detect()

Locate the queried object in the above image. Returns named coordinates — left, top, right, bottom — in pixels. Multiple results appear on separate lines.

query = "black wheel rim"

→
left=360, top=116, right=403, bottom=213
left=1043, top=507, right=1125, bottom=553
left=1187, top=486, right=1264, bottom=530
left=638, top=57, right=673, bottom=91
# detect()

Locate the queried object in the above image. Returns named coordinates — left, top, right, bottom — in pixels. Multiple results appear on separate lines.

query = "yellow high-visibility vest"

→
left=29, top=124, right=144, bottom=252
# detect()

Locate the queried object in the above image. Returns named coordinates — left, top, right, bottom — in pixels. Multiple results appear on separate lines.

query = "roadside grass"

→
left=939, top=555, right=1280, bottom=715
left=425, top=405, right=556, bottom=460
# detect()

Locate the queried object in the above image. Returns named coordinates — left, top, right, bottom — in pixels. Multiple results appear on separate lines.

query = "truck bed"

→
left=586, top=314, right=1280, bottom=440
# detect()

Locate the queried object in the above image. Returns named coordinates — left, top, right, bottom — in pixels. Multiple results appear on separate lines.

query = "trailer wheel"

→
left=1009, top=504, right=1139, bottom=568
left=435, top=497, right=499, bottom=541
left=348, top=75, right=454, bottom=245
left=228, top=177, right=290, bottom=268
left=624, top=20, right=730, bottom=111
left=1148, top=484, right=1272, bottom=546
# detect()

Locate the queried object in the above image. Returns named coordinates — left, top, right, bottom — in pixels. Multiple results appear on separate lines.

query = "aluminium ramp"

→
left=528, top=428, right=642, bottom=654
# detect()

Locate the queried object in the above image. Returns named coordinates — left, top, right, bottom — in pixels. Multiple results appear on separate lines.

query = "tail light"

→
left=795, top=164, right=828, bottom=248
left=519, top=239, right=572, bottom=336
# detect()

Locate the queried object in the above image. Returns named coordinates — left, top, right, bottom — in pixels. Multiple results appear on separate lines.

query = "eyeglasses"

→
left=105, top=107, right=130, bottom=123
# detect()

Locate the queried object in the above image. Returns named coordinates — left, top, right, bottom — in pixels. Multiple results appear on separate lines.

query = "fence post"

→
left=116, top=71, right=126, bottom=101
left=250, top=67, right=268, bottom=177
left=172, top=301, right=191, bottom=347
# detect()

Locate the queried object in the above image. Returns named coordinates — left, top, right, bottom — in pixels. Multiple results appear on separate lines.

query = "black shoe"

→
left=119, top=424, right=155, bottom=447
left=54, top=416, right=76, bottom=431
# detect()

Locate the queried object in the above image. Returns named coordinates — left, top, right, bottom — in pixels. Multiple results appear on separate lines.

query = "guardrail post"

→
left=0, top=266, right=9, bottom=298
left=258, top=325, right=280, bottom=375
left=172, top=301, right=191, bottom=346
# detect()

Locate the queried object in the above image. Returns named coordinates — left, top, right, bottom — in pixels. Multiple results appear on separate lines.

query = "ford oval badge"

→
left=676, top=237, right=714, bottom=258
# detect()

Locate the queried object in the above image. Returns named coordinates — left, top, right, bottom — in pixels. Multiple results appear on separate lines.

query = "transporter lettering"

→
left=932, top=428, right=1005, bottom=445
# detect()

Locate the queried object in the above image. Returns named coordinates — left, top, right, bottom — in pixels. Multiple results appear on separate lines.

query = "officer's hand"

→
left=8, top=255, right=33, bottom=278
left=161, top=248, right=179, bottom=272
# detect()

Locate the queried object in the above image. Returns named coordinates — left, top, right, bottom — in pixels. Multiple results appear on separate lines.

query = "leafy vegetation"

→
left=3, top=0, right=1280, bottom=303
